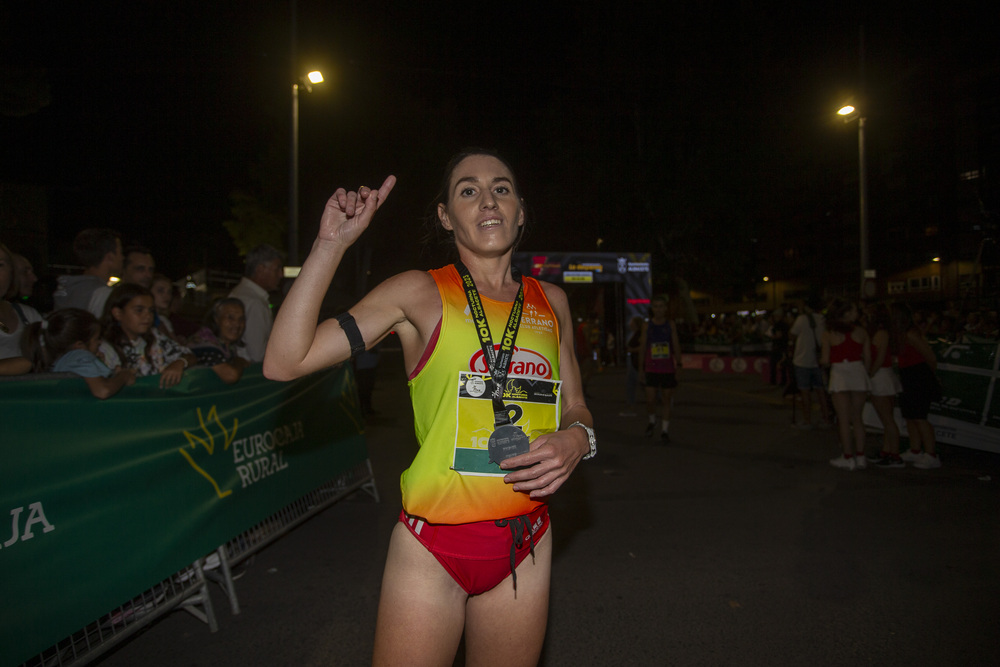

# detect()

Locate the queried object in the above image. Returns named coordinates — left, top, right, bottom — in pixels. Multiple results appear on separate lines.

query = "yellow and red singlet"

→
left=403, top=265, right=562, bottom=525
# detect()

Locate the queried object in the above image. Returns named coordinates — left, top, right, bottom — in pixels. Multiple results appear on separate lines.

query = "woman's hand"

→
left=499, top=427, right=590, bottom=499
left=318, top=176, right=396, bottom=249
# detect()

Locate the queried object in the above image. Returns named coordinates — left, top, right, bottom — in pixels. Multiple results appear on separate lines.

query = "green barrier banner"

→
left=0, top=365, right=367, bottom=667
left=922, top=342, right=1000, bottom=451
left=936, top=368, right=992, bottom=424
left=934, top=340, right=998, bottom=369
left=934, top=342, right=1000, bottom=426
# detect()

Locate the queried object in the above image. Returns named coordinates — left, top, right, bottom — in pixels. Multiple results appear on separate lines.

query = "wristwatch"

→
left=568, top=421, right=597, bottom=460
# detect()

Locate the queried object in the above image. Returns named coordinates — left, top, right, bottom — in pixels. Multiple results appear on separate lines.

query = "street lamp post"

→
left=838, top=105, right=869, bottom=300
left=289, top=70, right=323, bottom=267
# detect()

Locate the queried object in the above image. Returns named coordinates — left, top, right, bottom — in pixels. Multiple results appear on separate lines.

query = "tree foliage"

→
left=222, top=189, right=285, bottom=258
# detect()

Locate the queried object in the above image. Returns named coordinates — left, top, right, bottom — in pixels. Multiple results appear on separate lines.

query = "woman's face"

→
left=216, top=302, right=246, bottom=344
left=113, top=295, right=155, bottom=340
left=151, top=280, right=173, bottom=311
left=14, top=255, right=36, bottom=297
left=437, top=154, right=524, bottom=257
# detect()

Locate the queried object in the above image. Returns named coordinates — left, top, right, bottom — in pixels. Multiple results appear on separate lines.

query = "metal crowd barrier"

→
left=16, top=460, right=379, bottom=667
left=17, top=562, right=216, bottom=667
left=206, top=458, right=380, bottom=615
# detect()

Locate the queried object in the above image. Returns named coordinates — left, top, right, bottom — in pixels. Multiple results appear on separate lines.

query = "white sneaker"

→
left=913, top=453, right=942, bottom=469
left=900, top=450, right=922, bottom=463
left=854, top=455, right=868, bottom=470
left=830, top=454, right=856, bottom=470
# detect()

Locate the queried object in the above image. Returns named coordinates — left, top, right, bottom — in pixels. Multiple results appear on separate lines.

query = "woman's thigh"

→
left=850, top=391, right=868, bottom=415
left=464, top=529, right=553, bottom=667
left=372, top=522, right=469, bottom=666
left=830, top=391, right=852, bottom=415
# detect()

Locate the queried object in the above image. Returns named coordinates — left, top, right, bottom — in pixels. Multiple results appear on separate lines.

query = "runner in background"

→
left=639, top=295, right=682, bottom=442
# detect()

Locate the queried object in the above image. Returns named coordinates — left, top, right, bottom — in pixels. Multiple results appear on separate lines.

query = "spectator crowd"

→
left=1, top=231, right=285, bottom=398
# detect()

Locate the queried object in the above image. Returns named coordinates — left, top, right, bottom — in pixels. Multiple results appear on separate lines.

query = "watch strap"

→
left=568, top=421, right=597, bottom=460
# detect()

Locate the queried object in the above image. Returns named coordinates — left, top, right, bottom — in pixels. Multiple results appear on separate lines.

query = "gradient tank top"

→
left=402, top=265, right=562, bottom=524
left=644, top=320, right=676, bottom=373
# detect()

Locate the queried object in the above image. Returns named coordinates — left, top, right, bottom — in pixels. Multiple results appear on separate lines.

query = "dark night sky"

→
left=2, top=2, right=997, bottom=290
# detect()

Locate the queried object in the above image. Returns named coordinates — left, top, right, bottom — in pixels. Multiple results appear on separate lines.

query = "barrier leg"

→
left=179, top=558, right=220, bottom=632
left=203, top=545, right=241, bottom=616
left=362, top=458, right=381, bottom=502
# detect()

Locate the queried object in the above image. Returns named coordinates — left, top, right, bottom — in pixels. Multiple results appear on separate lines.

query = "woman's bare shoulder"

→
left=371, top=270, right=441, bottom=326
left=537, top=279, right=568, bottom=307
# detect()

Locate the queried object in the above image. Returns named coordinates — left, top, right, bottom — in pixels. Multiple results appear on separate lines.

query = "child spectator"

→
left=186, top=297, right=250, bottom=384
left=150, top=273, right=180, bottom=341
left=98, top=282, right=196, bottom=389
left=22, top=308, right=136, bottom=399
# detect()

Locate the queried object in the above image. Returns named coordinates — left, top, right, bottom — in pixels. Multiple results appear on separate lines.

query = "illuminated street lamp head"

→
left=838, top=105, right=855, bottom=116
left=307, top=71, right=324, bottom=84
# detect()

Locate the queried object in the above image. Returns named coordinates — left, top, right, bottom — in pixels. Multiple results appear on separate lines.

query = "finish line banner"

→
left=0, top=365, right=367, bottom=667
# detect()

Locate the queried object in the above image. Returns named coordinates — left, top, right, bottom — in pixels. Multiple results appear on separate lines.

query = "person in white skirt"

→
left=866, top=303, right=903, bottom=467
left=821, top=298, right=872, bottom=470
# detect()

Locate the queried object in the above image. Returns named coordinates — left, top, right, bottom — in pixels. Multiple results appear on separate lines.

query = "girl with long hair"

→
left=821, top=298, right=871, bottom=470
left=98, top=282, right=195, bottom=389
left=866, top=303, right=903, bottom=467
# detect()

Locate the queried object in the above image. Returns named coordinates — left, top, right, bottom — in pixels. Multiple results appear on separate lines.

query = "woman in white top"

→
left=0, top=242, right=42, bottom=363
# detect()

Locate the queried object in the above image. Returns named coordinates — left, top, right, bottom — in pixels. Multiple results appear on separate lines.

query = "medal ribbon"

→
left=455, top=262, right=524, bottom=428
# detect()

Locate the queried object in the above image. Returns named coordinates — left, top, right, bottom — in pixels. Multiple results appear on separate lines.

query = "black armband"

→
left=335, top=312, right=366, bottom=359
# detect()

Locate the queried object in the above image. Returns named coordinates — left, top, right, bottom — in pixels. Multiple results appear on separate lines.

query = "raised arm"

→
left=263, top=177, right=400, bottom=381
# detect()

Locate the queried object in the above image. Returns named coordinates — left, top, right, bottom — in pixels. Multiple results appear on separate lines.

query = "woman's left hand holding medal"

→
left=499, top=427, right=591, bottom=499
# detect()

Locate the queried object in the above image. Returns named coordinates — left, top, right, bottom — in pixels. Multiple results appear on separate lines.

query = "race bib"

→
left=650, top=342, right=671, bottom=359
left=452, top=371, right=561, bottom=476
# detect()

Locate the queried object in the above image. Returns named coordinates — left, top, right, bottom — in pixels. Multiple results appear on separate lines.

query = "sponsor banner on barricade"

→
left=681, top=353, right=715, bottom=370
left=701, top=356, right=769, bottom=376
left=935, top=342, right=997, bottom=426
left=0, top=365, right=367, bottom=667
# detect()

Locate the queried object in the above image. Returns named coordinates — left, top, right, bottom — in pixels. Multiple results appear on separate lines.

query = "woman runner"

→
left=264, top=149, right=595, bottom=666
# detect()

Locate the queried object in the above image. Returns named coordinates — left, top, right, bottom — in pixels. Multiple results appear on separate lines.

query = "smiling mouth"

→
left=480, top=219, right=501, bottom=228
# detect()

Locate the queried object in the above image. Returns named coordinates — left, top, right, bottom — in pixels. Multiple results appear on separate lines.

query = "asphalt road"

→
left=95, top=354, right=1000, bottom=666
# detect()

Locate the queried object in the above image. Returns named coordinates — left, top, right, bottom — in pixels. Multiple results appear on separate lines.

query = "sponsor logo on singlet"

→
left=469, top=345, right=552, bottom=379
